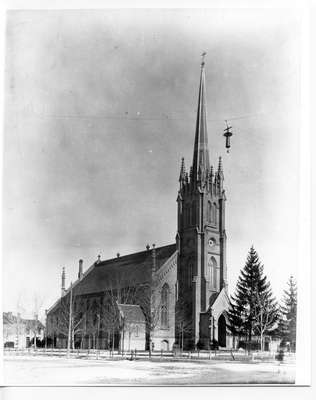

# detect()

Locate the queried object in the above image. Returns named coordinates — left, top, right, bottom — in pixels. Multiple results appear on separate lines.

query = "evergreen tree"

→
left=279, top=276, right=297, bottom=352
left=228, top=246, right=278, bottom=351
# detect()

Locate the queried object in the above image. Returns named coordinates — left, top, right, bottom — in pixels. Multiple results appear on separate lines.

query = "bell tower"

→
left=176, top=56, right=228, bottom=348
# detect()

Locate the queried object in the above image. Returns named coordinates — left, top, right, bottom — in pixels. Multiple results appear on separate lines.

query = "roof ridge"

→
left=97, top=243, right=176, bottom=265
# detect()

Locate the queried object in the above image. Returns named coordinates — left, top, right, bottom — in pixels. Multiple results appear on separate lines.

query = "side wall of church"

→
left=151, top=251, right=177, bottom=351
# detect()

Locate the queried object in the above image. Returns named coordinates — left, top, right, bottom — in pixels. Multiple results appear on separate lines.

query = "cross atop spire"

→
left=192, top=55, right=210, bottom=181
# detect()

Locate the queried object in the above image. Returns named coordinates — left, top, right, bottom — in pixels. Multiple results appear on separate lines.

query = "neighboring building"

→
left=3, top=312, right=45, bottom=349
left=46, top=60, right=231, bottom=351
left=117, top=304, right=146, bottom=351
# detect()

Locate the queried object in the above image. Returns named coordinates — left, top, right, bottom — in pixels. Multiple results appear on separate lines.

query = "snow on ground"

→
left=3, top=355, right=296, bottom=385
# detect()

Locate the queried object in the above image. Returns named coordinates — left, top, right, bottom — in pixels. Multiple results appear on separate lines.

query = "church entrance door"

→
left=218, top=314, right=226, bottom=347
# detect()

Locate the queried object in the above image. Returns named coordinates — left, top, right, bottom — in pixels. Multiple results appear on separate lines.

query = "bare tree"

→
left=139, top=281, right=164, bottom=356
left=50, top=287, right=91, bottom=354
left=175, top=297, right=194, bottom=351
left=97, top=274, right=143, bottom=352
left=253, top=290, right=279, bottom=351
left=29, top=293, right=44, bottom=348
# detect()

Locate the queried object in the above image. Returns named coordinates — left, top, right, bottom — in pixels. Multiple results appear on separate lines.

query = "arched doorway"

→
left=161, top=340, right=169, bottom=351
left=218, top=314, right=226, bottom=348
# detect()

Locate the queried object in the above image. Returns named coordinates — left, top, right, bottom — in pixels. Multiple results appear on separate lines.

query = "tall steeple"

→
left=192, top=54, right=210, bottom=180
left=176, top=55, right=228, bottom=350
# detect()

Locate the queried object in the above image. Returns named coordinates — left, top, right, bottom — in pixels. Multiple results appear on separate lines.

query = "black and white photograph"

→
left=1, top=5, right=311, bottom=387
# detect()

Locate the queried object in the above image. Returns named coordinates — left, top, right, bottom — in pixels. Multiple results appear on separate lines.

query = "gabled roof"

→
left=23, top=319, right=45, bottom=330
left=3, top=312, right=17, bottom=324
left=117, top=304, right=145, bottom=324
left=48, top=243, right=177, bottom=313
left=2, top=312, right=44, bottom=329
left=209, top=292, right=220, bottom=307
left=74, top=243, right=176, bottom=296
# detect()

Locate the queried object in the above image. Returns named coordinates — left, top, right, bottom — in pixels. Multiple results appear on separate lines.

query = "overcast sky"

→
left=3, top=9, right=301, bottom=318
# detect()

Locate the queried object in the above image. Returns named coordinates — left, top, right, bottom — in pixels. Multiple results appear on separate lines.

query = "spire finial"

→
left=201, top=51, right=207, bottom=68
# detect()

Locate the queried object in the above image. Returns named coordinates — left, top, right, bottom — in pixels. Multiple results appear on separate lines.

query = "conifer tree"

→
left=279, top=276, right=297, bottom=352
left=227, top=246, right=278, bottom=351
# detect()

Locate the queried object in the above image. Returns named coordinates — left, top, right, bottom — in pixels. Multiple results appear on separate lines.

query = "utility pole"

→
left=45, top=309, right=48, bottom=349
left=34, top=313, right=37, bottom=349
left=67, top=282, right=73, bottom=358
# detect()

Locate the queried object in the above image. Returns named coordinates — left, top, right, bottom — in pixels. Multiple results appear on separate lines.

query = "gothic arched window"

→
left=211, top=203, right=217, bottom=224
left=191, top=201, right=196, bottom=225
left=207, top=201, right=212, bottom=222
left=188, top=262, right=193, bottom=287
left=161, top=284, right=169, bottom=329
left=187, top=205, right=191, bottom=226
left=183, top=206, right=188, bottom=226
left=208, top=257, right=217, bottom=289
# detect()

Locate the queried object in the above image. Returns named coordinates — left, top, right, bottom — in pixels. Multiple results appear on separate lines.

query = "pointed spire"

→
left=218, top=156, right=222, bottom=173
left=217, top=156, right=224, bottom=192
left=217, top=156, right=224, bottom=179
left=209, top=165, right=214, bottom=184
left=179, top=157, right=186, bottom=182
left=192, top=54, right=210, bottom=181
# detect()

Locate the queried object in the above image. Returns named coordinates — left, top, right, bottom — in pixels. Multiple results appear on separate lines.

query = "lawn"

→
left=3, top=354, right=295, bottom=385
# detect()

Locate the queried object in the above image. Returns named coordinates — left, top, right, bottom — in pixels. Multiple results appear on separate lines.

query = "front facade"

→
left=46, top=60, right=230, bottom=351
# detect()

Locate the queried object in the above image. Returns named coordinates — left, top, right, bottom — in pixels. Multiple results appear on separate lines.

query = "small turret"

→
left=217, top=156, right=224, bottom=192
left=179, top=157, right=186, bottom=181
left=61, top=267, right=66, bottom=297
left=152, top=243, right=156, bottom=272
left=78, top=259, right=83, bottom=280
left=179, top=157, right=186, bottom=188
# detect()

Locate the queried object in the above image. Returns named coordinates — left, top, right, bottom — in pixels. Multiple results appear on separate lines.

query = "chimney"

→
left=61, top=267, right=66, bottom=297
left=78, top=259, right=83, bottom=279
left=117, top=253, right=120, bottom=258
left=152, top=243, right=156, bottom=272
left=146, top=244, right=150, bottom=251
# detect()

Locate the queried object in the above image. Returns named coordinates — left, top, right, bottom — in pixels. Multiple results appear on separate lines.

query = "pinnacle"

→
left=218, top=156, right=223, bottom=172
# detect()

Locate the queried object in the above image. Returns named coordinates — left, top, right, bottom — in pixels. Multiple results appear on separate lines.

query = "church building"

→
left=46, top=59, right=231, bottom=351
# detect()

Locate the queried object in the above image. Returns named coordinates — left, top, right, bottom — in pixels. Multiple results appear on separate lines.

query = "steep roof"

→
left=117, top=304, right=145, bottom=324
left=208, top=292, right=219, bottom=307
left=48, top=243, right=176, bottom=313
